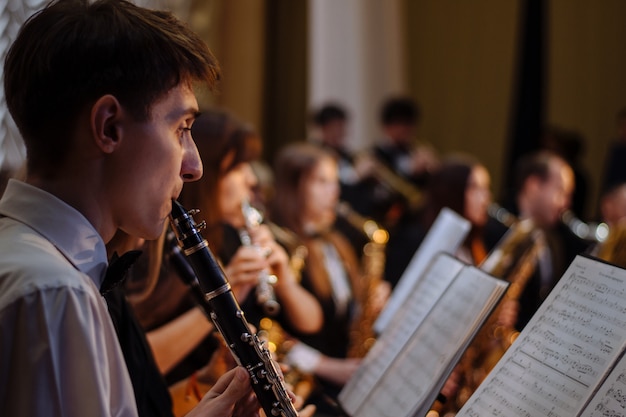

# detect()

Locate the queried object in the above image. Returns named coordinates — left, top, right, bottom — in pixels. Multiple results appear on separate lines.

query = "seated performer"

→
left=0, top=0, right=267, bottom=416
left=384, top=153, right=500, bottom=287
left=269, top=142, right=391, bottom=417
left=125, top=109, right=322, bottom=415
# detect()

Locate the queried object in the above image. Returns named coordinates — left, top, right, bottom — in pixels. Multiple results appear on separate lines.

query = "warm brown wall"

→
left=404, top=0, right=521, bottom=207
left=188, top=0, right=307, bottom=163
left=547, top=0, right=626, bottom=219
left=405, top=0, right=626, bottom=219
left=185, top=0, right=626, bottom=219
left=188, top=0, right=268, bottom=133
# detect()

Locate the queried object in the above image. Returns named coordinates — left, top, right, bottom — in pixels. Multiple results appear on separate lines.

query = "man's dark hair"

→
left=514, top=150, right=561, bottom=191
left=311, top=103, right=347, bottom=127
left=380, top=96, right=420, bottom=126
left=4, top=0, right=220, bottom=175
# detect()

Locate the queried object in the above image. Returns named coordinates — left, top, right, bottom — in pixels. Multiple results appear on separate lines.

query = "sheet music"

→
left=457, top=256, right=626, bottom=417
left=340, top=254, right=508, bottom=417
left=374, top=207, right=470, bottom=334
left=340, top=253, right=465, bottom=415
left=579, top=350, right=626, bottom=417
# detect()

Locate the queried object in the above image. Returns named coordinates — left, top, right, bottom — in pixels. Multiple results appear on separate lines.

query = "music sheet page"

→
left=340, top=254, right=508, bottom=417
left=340, top=253, right=465, bottom=415
left=579, top=350, right=626, bottom=417
left=457, top=255, right=626, bottom=417
left=374, top=208, right=470, bottom=334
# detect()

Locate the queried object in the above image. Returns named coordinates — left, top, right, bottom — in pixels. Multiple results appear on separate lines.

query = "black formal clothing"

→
left=105, top=286, right=174, bottom=417
left=126, top=241, right=221, bottom=386
left=515, top=223, right=588, bottom=330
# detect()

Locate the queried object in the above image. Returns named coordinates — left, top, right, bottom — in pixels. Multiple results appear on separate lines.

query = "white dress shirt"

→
left=0, top=179, right=138, bottom=417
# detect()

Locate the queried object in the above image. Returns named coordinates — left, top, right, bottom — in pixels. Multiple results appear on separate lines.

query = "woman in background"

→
left=384, top=153, right=495, bottom=289
left=270, top=142, right=390, bottom=417
left=422, top=154, right=494, bottom=265
left=127, top=110, right=322, bottom=415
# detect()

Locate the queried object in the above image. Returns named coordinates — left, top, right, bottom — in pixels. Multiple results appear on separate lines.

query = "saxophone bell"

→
left=336, top=201, right=388, bottom=358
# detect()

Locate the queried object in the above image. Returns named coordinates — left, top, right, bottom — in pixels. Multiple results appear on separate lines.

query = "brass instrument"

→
left=354, top=153, right=424, bottom=212
left=258, top=221, right=315, bottom=401
left=561, top=209, right=609, bottom=243
left=336, top=201, right=389, bottom=358
left=446, top=218, right=545, bottom=412
left=596, top=220, right=626, bottom=269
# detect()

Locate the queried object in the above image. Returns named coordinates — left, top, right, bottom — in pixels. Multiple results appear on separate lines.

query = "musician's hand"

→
left=247, top=225, right=294, bottom=283
left=296, top=404, right=316, bottom=417
left=497, top=298, right=519, bottom=329
left=225, top=246, right=270, bottom=300
left=440, top=364, right=462, bottom=400
left=370, top=280, right=391, bottom=316
left=187, top=366, right=259, bottom=417
left=314, top=356, right=361, bottom=386
left=409, top=144, right=439, bottom=175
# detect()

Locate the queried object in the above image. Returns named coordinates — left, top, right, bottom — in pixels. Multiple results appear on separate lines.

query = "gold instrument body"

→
left=337, top=202, right=389, bottom=358
left=354, top=153, right=424, bottom=212
left=446, top=219, right=544, bottom=412
left=596, top=221, right=626, bottom=268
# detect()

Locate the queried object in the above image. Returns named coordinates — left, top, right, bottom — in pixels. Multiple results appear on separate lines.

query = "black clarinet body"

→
left=169, top=200, right=298, bottom=417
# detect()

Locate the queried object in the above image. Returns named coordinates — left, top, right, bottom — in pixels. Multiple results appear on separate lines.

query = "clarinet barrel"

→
left=169, top=200, right=298, bottom=417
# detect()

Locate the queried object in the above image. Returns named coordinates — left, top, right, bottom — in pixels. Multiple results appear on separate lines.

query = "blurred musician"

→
left=269, top=142, right=390, bottom=417
left=126, top=110, right=322, bottom=413
left=593, top=181, right=626, bottom=268
left=384, top=154, right=498, bottom=288
left=505, top=150, right=583, bottom=330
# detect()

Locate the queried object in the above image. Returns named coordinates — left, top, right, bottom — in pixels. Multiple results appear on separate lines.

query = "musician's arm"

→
left=145, top=307, right=214, bottom=374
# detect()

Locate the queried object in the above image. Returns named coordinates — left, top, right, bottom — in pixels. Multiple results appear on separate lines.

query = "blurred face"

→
left=321, top=119, right=347, bottom=148
left=112, top=84, right=202, bottom=240
left=301, top=156, right=340, bottom=232
left=384, top=122, right=415, bottom=146
left=601, top=184, right=626, bottom=226
left=464, top=165, right=491, bottom=227
left=218, top=154, right=258, bottom=228
left=530, top=159, right=574, bottom=227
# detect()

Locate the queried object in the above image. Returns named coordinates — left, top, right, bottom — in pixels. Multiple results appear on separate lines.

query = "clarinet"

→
left=169, top=200, right=299, bottom=417
left=240, top=199, right=281, bottom=316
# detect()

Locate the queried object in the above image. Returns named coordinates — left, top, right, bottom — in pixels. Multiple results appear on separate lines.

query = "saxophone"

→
left=446, top=218, right=544, bottom=412
left=596, top=221, right=626, bottom=268
left=169, top=200, right=299, bottom=417
left=336, top=201, right=389, bottom=358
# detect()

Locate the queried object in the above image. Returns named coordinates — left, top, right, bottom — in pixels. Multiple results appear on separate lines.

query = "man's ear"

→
left=91, top=95, right=123, bottom=153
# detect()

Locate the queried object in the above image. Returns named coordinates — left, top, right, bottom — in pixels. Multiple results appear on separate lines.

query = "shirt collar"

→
left=0, top=179, right=108, bottom=287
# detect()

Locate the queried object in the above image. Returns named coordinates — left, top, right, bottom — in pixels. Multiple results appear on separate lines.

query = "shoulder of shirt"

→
left=0, top=218, right=97, bottom=310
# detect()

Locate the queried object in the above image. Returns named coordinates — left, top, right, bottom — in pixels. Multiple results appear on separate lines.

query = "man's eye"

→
left=178, top=127, right=192, bottom=140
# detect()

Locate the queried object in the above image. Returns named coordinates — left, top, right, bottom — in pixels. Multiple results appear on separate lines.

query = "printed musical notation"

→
left=374, top=208, right=470, bottom=334
left=580, top=356, right=626, bottom=417
left=340, top=253, right=508, bottom=417
left=339, top=253, right=465, bottom=414
left=457, top=255, right=626, bottom=417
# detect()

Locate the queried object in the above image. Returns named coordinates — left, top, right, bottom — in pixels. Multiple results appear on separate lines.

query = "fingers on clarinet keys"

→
left=261, top=246, right=273, bottom=258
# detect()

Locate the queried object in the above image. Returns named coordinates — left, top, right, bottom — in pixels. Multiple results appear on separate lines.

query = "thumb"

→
left=208, top=366, right=250, bottom=398
left=221, top=366, right=251, bottom=399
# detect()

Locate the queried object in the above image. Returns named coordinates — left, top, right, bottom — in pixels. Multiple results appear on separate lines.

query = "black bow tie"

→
left=100, top=250, right=143, bottom=295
